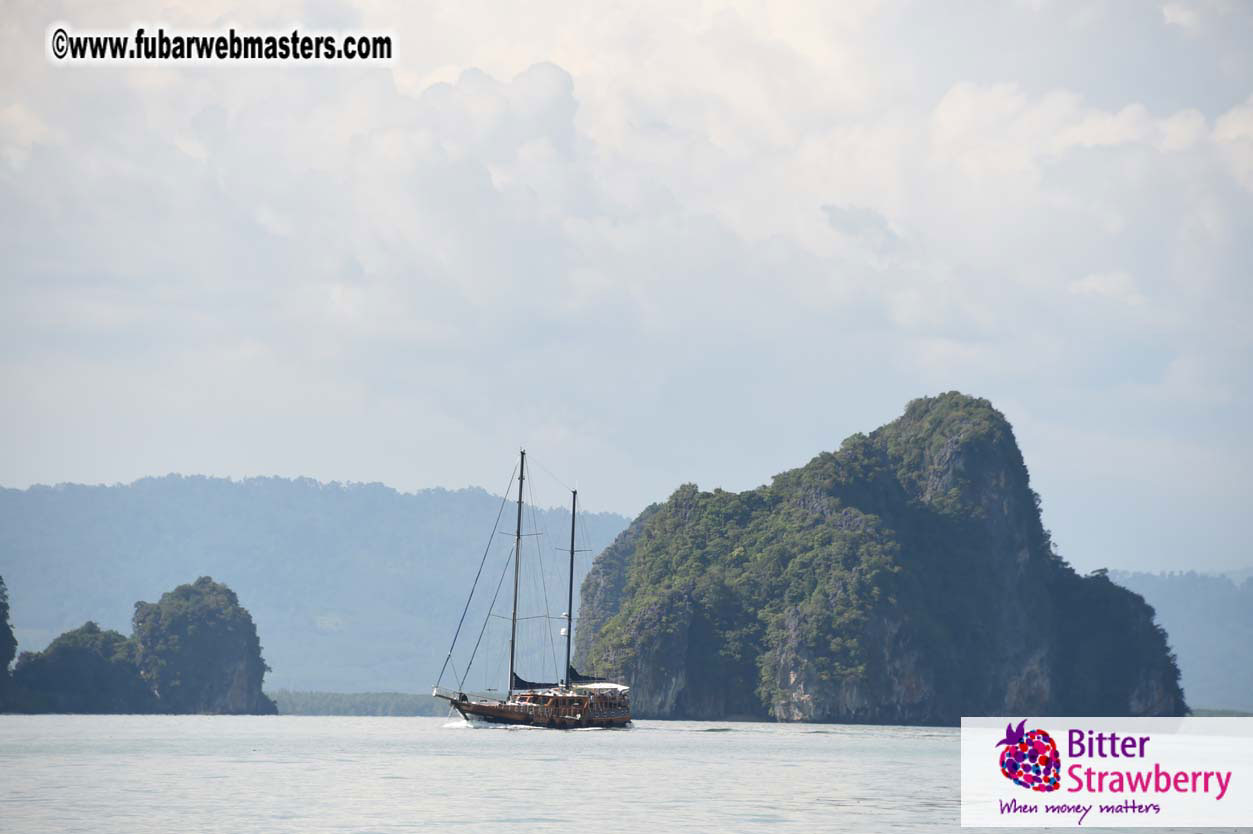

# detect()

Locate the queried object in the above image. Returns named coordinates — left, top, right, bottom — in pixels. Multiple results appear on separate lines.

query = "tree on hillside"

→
left=11, top=621, right=155, bottom=713
left=132, top=576, right=277, bottom=715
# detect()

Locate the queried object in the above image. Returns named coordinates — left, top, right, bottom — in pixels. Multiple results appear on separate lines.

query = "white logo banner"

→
left=961, top=717, right=1253, bottom=827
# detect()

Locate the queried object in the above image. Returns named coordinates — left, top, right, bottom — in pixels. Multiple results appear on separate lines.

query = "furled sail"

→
left=567, top=665, right=607, bottom=684
left=511, top=672, right=559, bottom=691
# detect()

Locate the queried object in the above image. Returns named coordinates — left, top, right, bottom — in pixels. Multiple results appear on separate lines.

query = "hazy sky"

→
left=2, top=1, right=1251, bottom=572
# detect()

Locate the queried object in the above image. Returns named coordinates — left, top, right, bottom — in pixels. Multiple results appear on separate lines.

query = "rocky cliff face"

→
left=576, top=393, right=1186, bottom=724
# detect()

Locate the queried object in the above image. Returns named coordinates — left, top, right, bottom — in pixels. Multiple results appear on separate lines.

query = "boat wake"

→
left=442, top=716, right=628, bottom=732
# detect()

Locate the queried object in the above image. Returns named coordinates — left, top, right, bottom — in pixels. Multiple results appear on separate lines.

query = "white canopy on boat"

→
left=571, top=682, right=629, bottom=692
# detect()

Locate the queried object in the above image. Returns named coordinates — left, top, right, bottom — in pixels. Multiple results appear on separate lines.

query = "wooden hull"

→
left=451, top=698, right=631, bottom=729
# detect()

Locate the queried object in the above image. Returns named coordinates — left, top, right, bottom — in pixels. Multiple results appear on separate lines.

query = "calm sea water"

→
left=0, top=715, right=1190, bottom=833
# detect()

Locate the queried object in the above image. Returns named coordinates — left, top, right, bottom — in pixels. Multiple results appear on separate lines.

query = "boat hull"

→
left=451, top=698, right=631, bottom=729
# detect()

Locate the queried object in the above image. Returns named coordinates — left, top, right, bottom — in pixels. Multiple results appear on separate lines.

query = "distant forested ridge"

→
left=269, top=689, right=445, bottom=716
left=1110, top=570, right=1253, bottom=712
left=7, top=576, right=275, bottom=714
left=576, top=393, right=1186, bottom=724
left=0, top=478, right=629, bottom=692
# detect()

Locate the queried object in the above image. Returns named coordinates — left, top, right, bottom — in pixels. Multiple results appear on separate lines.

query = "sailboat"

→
left=432, top=450, right=632, bottom=728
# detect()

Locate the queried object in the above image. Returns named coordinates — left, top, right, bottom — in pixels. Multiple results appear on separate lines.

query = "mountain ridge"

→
left=0, top=474, right=630, bottom=692
left=1109, top=570, right=1253, bottom=712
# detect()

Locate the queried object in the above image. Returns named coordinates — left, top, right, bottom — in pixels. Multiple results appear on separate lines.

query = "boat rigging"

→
left=432, top=449, right=632, bottom=728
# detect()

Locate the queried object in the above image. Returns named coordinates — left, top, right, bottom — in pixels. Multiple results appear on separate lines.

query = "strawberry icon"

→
left=996, top=719, right=1061, bottom=792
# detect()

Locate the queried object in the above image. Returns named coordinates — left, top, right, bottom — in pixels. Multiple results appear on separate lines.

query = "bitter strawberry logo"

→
left=996, top=719, right=1061, bottom=792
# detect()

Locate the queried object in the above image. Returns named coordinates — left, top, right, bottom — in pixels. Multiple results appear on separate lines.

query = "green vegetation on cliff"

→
left=11, top=622, right=155, bottom=713
left=132, top=577, right=277, bottom=714
left=6, top=577, right=275, bottom=714
left=576, top=393, right=1186, bottom=724
left=0, top=576, right=16, bottom=708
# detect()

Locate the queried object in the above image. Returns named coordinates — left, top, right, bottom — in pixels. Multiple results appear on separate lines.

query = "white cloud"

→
left=1157, top=108, right=1207, bottom=151
left=822, top=204, right=902, bottom=254
left=1214, top=94, right=1253, bottom=190
left=1, top=0, right=1251, bottom=570
left=0, top=102, right=58, bottom=171
left=1069, top=271, right=1145, bottom=306
left=1162, top=3, right=1200, bottom=29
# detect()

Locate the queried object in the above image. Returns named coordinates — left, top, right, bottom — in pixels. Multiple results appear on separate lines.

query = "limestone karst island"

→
left=575, top=393, right=1186, bottom=723
left=0, top=394, right=1194, bottom=722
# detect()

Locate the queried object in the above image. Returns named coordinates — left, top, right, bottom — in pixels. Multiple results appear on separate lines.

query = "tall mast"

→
left=564, top=489, right=577, bottom=687
left=507, top=449, right=525, bottom=699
